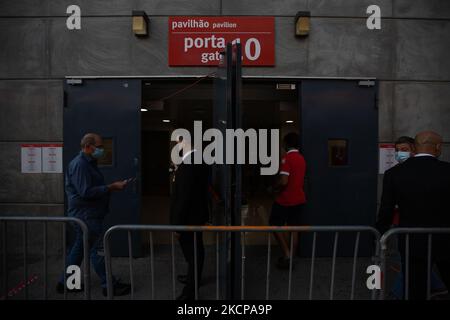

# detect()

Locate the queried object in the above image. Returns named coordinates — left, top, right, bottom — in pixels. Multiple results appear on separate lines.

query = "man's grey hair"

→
left=80, top=133, right=99, bottom=149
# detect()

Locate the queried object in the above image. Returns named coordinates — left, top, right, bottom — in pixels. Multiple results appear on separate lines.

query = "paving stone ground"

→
left=2, top=245, right=385, bottom=300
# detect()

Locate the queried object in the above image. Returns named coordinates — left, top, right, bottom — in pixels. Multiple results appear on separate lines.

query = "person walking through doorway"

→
left=269, top=132, right=307, bottom=269
left=170, top=134, right=209, bottom=300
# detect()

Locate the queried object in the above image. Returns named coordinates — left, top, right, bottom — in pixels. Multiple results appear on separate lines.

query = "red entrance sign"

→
left=168, top=16, right=275, bottom=66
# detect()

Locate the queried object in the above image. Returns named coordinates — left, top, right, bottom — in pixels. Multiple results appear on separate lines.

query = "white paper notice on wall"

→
left=21, top=144, right=42, bottom=173
left=42, top=144, right=63, bottom=173
left=379, top=144, right=398, bottom=174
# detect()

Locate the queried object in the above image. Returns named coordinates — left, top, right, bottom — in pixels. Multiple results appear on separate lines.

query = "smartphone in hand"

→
left=124, top=177, right=136, bottom=184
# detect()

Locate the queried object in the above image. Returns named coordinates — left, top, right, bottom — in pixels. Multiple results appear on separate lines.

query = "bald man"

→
left=377, top=131, right=450, bottom=299
left=57, top=133, right=131, bottom=297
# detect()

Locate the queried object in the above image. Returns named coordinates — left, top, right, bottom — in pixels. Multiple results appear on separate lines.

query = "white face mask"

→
left=395, top=151, right=411, bottom=163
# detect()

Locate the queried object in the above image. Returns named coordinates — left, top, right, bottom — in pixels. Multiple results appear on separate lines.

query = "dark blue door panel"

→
left=300, top=80, right=378, bottom=256
left=64, top=79, right=141, bottom=257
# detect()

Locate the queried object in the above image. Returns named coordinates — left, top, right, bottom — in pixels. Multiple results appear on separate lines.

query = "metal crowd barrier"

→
left=379, top=228, right=450, bottom=300
left=0, top=216, right=91, bottom=300
left=104, top=225, right=380, bottom=300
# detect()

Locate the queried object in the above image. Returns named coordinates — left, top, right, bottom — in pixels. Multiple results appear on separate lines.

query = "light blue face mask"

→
left=92, top=147, right=105, bottom=159
left=395, top=151, right=411, bottom=163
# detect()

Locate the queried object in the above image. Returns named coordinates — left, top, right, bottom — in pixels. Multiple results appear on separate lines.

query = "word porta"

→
left=171, top=121, right=279, bottom=176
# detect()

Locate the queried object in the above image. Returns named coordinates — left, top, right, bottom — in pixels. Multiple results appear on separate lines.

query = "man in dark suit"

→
left=170, top=135, right=209, bottom=300
left=377, top=131, right=450, bottom=299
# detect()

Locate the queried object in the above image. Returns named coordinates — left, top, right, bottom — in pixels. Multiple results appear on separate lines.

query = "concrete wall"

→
left=1, top=1, right=450, bottom=229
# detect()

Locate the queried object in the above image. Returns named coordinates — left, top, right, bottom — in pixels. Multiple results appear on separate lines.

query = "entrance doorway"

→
left=63, top=71, right=378, bottom=299
left=139, top=79, right=299, bottom=247
left=64, top=76, right=377, bottom=262
left=140, top=79, right=214, bottom=245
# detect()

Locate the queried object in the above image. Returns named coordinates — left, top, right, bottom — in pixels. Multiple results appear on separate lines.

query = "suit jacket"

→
left=376, top=156, right=450, bottom=254
left=170, top=159, right=209, bottom=226
left=376, top=163, right=402, bottom=233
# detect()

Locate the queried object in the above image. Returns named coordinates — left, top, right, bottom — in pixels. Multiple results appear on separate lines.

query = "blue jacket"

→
left=65, top=152, right=110, bottom=219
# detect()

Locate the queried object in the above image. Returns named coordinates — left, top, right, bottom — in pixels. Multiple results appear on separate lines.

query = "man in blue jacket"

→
left=57, top=133, right=131, bottom=297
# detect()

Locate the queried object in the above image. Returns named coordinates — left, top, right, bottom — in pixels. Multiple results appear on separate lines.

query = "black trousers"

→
left=179, top=232, right=205, bottom=297
left=399, top=235, right=450, bottom=299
